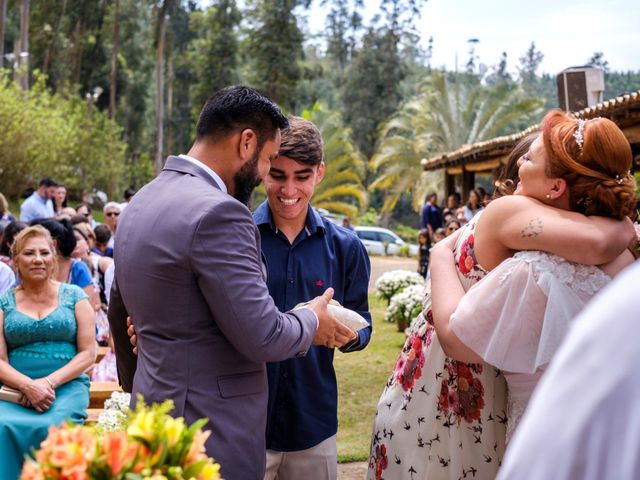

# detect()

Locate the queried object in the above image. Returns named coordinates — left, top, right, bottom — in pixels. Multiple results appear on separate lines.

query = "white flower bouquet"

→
left=385, top=284, right=424, bottom=331
left=96, top=390, right=131, bottom=432
left=376, top=270, right=425, bottom=304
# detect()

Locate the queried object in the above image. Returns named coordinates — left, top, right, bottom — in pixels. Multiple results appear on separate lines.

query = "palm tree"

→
left=370, top=72, right=543, bottom=214
left=302, top=102, right=368, bottom=218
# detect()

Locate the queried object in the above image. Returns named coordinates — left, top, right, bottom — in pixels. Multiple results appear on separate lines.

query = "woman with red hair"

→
left=368, top=111, right=636, bottom=480
left=431, top=110, right=636, bottom=441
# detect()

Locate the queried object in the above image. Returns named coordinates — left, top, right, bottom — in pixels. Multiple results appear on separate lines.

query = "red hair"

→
left=542, top=110, right=635, bottom=219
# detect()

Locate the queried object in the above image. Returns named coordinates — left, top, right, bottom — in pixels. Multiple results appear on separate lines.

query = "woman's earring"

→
left=545, top=194, right=551, bottom=199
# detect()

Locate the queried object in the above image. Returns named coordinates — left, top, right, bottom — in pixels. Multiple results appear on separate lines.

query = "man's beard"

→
left=232, top=150, right=261, bottom=206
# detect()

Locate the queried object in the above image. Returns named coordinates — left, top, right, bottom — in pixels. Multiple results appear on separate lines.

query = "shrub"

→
left=394, top=224, right=419, bottom=243
left=375, top=270, right=425, bottom=304
left=0, top=72, right=127, bottom=198
left=385, top=284, right=424, bottom=330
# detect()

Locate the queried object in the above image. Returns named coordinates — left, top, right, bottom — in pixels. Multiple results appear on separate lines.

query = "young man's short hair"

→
left=94, top=224, right=112, bottom=244
left=279, top=116, right=324, bottom=167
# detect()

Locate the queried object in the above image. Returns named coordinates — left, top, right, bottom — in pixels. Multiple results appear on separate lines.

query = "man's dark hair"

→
left=424, top=192, right=437, bottom=203
left=70, top=214, right=90, bottom=226
left=124, top=188, right=136, bottom=201
left=195, top=86, right=289, bottom=149
left=0, top=221, right=27, bottom=257
left=94, top=224, right=112, bottom=244
left=30, top=218, right=76, bottom=257
left=39, top=176, right=58, bottom=188
left=75, top=202, right=92, bottom=214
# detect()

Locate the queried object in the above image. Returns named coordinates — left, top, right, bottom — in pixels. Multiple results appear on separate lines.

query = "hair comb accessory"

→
left=615, top=170, right=632, bottom=185
left=573, top=119, right=586, bottom=151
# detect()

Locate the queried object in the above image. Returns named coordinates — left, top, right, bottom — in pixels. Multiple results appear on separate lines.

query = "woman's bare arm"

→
left=481, top=196, right=634, bottom=267
left=429, top=232, right=483, bottom=363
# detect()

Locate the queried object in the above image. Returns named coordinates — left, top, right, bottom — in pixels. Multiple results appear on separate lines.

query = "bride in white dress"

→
left=431, top=111, right=637, bottom=439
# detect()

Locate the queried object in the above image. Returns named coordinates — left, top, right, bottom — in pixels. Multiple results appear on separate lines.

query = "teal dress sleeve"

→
left=62, top=283, right=90, bottom=307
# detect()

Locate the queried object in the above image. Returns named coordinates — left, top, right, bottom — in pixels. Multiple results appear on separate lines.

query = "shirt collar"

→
left=254, top=201, right=326, bottom=236
left=178, top=154, right=228, bottom=193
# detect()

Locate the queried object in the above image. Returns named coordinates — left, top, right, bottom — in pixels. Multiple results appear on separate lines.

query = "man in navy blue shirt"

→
left=254, top=116, right=372, bottom=479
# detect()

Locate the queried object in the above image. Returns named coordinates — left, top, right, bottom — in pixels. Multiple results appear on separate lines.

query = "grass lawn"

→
left=335, top=294, right=406, bottom=462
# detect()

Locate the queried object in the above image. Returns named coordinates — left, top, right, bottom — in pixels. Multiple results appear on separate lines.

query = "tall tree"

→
left=153, top=0, right=173, bottom=175
left=17, top=0, right=29, bottom=89
left=322, top=0, right=363, bottom=86
left=341, top=27, right=404, bottom=159
left=116, top=0, right=155, bottom=158
left=188, top=0, right=240, bottom=115
left=369, top=72, right=543, bottom=215
left=341, top=0, right=424, bottom=159
left=0, top=0, right=6, bottom=69
left=302, top=102, right=367, bottom=217
left=246, top=0, right=306, bottom=111
left=517, top=41, right=544, bottom=88
left=108, top=0, right=119, bottom=119
left=465, top=38, right=479, bottom=74
left=485, top=51, right=511, bottom=85
left=587, top=51, right=609, bottom=72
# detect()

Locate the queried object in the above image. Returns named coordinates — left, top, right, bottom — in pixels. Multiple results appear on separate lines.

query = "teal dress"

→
left=0, top=283, right=90, bottom=479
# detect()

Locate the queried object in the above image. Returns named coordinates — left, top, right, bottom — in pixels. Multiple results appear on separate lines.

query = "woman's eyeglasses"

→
left=105, top=212, right=120, bottom=217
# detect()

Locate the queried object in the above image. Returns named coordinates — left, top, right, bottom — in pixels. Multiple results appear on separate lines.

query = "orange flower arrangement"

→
left=20, top=397, right=222, bottom=480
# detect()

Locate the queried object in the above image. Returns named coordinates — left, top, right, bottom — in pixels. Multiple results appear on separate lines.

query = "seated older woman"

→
left=0, top=226, right=96, bottom=479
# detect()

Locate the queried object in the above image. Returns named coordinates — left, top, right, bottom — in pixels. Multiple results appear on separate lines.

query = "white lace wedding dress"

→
left=449, top=251, right=610, bottom=440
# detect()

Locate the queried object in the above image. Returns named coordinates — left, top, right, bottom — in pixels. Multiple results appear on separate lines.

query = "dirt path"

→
left=331, top=256, right=415, bottom=480
left=338, top=461, right=368, bottom=479
left=368, top=255, right=417, bottom=292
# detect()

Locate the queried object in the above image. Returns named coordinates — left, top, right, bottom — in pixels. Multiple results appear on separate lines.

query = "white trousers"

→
left=264, top=434, right=337, bottom=480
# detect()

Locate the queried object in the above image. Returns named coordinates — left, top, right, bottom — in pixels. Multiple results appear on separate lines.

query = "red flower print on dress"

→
left=457, top=234, right=476, bottom=275
left=392, top=331, right=428, bottom=391
left=437, top=359, right=486, bottom=423
left=371, top=443, right=388, bottom=480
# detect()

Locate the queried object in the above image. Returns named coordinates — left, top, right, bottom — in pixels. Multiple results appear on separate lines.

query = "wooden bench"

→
left=96, top=345, right=110, bottom=363
left=86, top=408, right=102, bottom=424
left=85, top=346, right=112, bottom=378
left=89, top=381, right=122, bottom=409
left=86, top=381, right=122, bottom=425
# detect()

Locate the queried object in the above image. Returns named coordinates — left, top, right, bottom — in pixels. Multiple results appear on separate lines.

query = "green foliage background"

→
left=0, top=72, right=126, bottom=198
left=0, top=1, right=638, bottom=219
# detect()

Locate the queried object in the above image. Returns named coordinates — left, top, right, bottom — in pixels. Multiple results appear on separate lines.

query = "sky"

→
left=304, top=0, right=640, bottom=75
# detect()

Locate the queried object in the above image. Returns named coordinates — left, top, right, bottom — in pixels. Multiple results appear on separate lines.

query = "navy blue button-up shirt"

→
left=253, top=201, right=372, bottom=452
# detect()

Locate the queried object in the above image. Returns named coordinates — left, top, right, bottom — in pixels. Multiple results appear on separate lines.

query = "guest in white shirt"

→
left=0, top=261, right=14, bottom=293
left=19, top=177, right=57, bottom=223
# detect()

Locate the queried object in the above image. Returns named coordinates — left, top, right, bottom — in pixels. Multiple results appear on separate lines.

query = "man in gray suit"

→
left=108, top=86, right=355, bottom=480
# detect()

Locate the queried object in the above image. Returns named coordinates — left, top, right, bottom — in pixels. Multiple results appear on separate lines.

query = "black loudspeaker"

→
left=557, top=67, right=604, bottom=112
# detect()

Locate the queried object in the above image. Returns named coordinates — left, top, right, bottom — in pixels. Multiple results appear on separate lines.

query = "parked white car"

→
left=354, top=226, right=419, bottom=257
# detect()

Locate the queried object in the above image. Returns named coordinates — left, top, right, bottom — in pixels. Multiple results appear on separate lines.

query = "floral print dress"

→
left=368, top=212, right=507, bottom=480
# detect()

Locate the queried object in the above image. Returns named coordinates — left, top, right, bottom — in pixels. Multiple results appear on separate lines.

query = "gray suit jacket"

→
left=108, top=156, right=316, bottom=480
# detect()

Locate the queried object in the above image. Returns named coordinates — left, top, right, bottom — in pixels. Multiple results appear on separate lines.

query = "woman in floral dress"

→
left=430, top=112, right=636, bottom=441
left=369, top=212, right=507, bottom=480
left=368, top=125, right=634, bottom=480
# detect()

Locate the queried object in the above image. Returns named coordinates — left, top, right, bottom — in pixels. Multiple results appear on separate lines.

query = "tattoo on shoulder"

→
left=521, top=217, right=543, bottom=238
